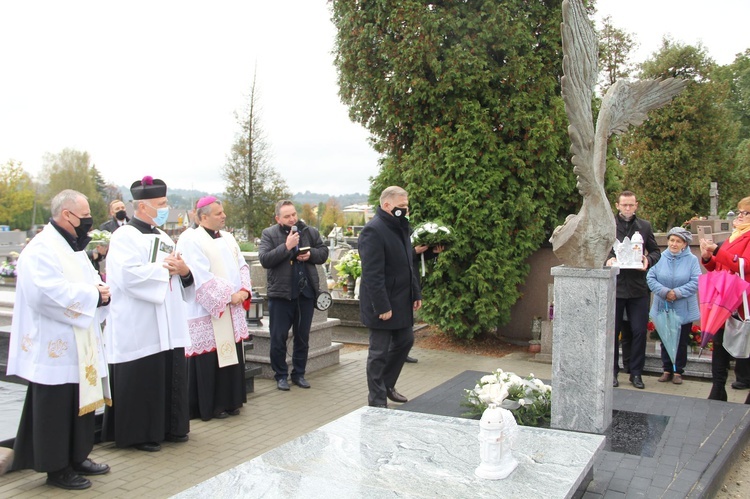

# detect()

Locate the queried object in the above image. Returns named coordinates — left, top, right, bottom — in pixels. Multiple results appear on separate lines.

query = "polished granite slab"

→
left=174, top=407, right=604, bottom=499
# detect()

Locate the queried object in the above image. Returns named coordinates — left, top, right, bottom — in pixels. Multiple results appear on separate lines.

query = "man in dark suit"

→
left=358, top=186, right=422, bottom=407
left=606, top=190, right=661, bottom=390
left=99, top=200, right=129, bottom=233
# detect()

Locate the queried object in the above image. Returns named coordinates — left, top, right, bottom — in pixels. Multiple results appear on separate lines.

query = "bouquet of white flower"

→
left=410, top=220, right=454, bottom=247
left=86, top=229, right=112, bottom=250
left=462, top=369, right=552, bottom=427
left=334, top=250, right=362, bottom=283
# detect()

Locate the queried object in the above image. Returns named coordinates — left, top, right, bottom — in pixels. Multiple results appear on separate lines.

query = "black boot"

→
left=708, top=384, right=728, bottom=401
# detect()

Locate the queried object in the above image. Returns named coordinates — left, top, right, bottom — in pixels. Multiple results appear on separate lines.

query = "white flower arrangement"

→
left=410, top=220, right=455, bottom=247
left=86, top=229, right=112, bottom=250
left=334, top=250, right=362, bottom=283
left=463, top=369, right=552, bottom=427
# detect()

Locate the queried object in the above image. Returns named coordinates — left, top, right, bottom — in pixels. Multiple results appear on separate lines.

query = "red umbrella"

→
left=699, top=270, right=750, bottom=347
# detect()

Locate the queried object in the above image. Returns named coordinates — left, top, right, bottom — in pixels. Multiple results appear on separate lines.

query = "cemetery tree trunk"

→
left=331, top=0, right=577, bottom=338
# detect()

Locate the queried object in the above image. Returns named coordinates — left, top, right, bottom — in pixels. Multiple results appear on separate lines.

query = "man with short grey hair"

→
left=8, top=189, right=112, bottom=489
left=104, top=176, right=193, bottom=452
left=359, top=186, right=422, bottom=407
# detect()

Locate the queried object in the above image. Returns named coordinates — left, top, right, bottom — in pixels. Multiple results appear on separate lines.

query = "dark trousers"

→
left=366, top=326, right=414, bottom=406
left=661, top=323, right=692, bottom=374
left=12, top=382, right=95, bottom=473
left=711, top=328, right=750, bottom=395
left=615, top=295, right=649, bottom=376
left=735, top=350, right=750, bottom=384
left=620, top=320, right=632, bottom=372
left=268, top=296, right=314, bottom=382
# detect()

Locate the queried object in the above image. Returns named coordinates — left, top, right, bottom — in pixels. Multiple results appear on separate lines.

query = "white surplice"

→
left=104, top=224, right=192, bottom=364
left=177, top=228, right=250, bottom=358
left=7, top=224, right=109, bottom=394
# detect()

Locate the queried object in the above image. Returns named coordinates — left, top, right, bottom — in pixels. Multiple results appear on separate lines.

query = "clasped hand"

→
left=97, top=283, right=111, bottom=304
left=163, top=252, right=190, bottom=277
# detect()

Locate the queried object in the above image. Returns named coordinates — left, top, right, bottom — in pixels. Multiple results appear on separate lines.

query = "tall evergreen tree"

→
left=222, top=72, right=290, bottom=237
left=332, top=0, right=576, bottom=338
left=621, top=39, right=742, bottom=229
left=597, top=15, right=636, bottom=93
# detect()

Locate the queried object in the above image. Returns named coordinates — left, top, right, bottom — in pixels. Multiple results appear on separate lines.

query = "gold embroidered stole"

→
left=53, top=238, right=111, bottom=415
left=195, top=229, right=239, bottom=367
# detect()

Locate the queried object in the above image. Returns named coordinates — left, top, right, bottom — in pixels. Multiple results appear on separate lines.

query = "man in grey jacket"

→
left=259, top=200, right=328, bottom=391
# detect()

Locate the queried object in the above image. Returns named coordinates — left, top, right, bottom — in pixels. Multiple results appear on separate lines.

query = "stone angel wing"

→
left=598, top=78, right=689, bottom=138
left=560, top=0, right=597, bottom=195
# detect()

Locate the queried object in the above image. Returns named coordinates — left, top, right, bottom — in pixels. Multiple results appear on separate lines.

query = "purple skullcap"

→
left=196, top=196, right=218, bottom=210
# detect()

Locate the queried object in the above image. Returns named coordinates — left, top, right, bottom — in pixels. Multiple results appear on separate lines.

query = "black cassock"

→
left=12, top=382, right=95, bottom=472
left=188, top=343, right=246, bottom=421
left=102, top=348, right=189, bottom=447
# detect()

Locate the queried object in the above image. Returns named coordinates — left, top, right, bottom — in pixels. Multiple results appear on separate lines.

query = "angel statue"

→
left=549, top=0, right=687, bottom=268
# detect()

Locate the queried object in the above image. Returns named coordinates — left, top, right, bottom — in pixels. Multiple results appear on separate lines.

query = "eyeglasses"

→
left=298, top=271, right=308, bottom=290
left=736, top=210, right=750, bottom=217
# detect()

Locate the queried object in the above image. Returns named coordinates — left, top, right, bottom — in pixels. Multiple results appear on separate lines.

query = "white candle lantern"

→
left=613, top=230, right=644, bottom=269
left=475, top=403, right=518, bottom=480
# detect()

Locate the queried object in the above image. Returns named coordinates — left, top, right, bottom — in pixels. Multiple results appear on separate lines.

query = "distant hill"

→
left=115, top=186, right=368, bottom=209
left=293, top=191, right=369, bottom=207
left=117, top=186, right=221, bottom=209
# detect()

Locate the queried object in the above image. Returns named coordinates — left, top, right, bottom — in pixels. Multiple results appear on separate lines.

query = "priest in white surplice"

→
left=102, top=176, right=193, bottom=452
left=7, top=189, right=112, bottom=490
left=177, top=196, right=251, bottom=421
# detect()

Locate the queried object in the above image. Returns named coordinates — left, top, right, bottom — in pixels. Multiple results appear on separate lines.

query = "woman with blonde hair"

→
left=701, top=196, right=750, bottom=401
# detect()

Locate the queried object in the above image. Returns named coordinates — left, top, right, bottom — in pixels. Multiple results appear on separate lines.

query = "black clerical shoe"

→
left=613, top=376, right=619, bottom=388
left=369, top=403, right=388, bottom=408
left=386, top=387, right=408, bottom=403
left=72, top=459, right=110, bottom=476
left=214, top=411, right=230, bottom=419
left=165, top=434, right=189, bottom=443
left=292, top=377, right=311, bottom=389
left=405, top=356, right=418, bottom=363
left=732, top=381, right=750, bottom=390
left=630, top=375, right=645, bottom=389
left=133, top=442, right=161, bottom=452
left=277, top=379, right=290, bottom=391
left=46, top=469, right=91, bottom=490
left=227, top=408, right=241, bottom=416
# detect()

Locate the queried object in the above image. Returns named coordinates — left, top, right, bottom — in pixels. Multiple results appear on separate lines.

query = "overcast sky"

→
left=0, top=1, right=748, bottom=197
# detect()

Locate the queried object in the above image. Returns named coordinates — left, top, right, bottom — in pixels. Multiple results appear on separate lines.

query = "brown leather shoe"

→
left=672, top=374, right=683, bottom=385
left=386, top=387, right=408, bottom=403
left=657, top=372, right=673, bottom=382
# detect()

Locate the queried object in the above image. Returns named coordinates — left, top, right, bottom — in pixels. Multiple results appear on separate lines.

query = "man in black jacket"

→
left=606, top=191, right=661, bottom=389
left=359, top=186, right=422, bottom=407
left=259, top=200, right=329, bottom=391
left=99, top=200, right=129, bottom=233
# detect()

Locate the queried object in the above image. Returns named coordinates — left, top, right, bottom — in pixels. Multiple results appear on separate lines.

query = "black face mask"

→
left=391, top=207, right=408, bottom=219
left=74, top=217, right=94, bottom=239
left=115, top=210, right=127, bottom=221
